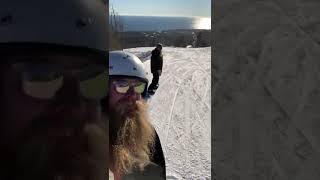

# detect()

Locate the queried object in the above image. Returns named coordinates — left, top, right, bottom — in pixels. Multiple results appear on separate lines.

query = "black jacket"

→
left=122, top=162, right=165, bottom=180
left=151, top=49, right=163, bottom=73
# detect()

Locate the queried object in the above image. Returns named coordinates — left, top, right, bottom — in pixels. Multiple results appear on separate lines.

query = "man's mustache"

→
left=109, top=99, right=139, bottom=141
left=109, top=100, right=148, bottom=145
left=117, top=99, right=138, bottom=117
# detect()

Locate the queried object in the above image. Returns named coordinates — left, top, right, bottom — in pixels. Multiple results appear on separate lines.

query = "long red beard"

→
left=109, top=100, right=155, bottom=175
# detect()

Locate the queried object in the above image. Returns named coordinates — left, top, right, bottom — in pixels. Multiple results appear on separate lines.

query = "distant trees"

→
left=195, top=31, right=211, bottom=47
left=120, top=30, right=211, bottom=49
left=173, top=35, right=187, bottom=47
left=109, top=6, right=124, bottom=50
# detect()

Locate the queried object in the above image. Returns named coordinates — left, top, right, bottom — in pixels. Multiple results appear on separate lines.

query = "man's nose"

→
left=55, top=75, right=82, bottom=104
left=52, top=75, right=101, bottom=125
left=124, top=87, right=139, bottom=101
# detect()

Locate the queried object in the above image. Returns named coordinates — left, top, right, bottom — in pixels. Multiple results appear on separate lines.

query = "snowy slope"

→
left=125, top=47, right=211, bottom=179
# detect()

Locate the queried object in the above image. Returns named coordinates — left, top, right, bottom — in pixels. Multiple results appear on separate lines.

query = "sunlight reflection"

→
left=194, top=17, right=211, bottom=29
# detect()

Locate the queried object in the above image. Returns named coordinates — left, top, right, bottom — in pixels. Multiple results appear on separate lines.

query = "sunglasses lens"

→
left=116, top=86, right=130, bottom=94
left=17, top=63, right=63, bottom=99
left=113, top=81, right=130, bottom=94
left=22, top=77, right=63, bottom=99
left=134, top=83, right=146, bottom=94
left=80, top=70, right=108, bottom=100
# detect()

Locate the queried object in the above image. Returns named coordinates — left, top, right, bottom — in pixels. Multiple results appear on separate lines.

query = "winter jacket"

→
left=123, top=162, right=165, bottom=180
left=151, top=130, right=166, bottom=174
left=150, top=49, right=163, bottom=73
left=109, top=163, right=165, bottom=180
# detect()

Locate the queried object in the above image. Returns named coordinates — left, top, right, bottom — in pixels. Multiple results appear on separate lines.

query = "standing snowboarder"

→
left=148, top=43, right=163, bottom=94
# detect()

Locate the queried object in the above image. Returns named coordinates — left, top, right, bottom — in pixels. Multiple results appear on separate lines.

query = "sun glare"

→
left=195, top=17, right=211, bottom=30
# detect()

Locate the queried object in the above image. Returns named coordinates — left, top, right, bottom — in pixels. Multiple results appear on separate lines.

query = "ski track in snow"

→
left=125, top=47, right=211, bottom=180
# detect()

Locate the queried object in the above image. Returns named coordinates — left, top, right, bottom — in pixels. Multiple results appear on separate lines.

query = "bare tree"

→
left=109, top=5, right=124, bottom=50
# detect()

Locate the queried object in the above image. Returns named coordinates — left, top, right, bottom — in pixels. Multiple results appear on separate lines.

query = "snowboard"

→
left=148, top=88, right=157, bottom=95
left=144, top=90, right=155, bottom=101
left=144, top=85, right=159, bottom=101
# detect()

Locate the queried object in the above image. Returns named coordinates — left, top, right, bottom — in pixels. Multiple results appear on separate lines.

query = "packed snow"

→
left=125, top=47, right=212, bottom=179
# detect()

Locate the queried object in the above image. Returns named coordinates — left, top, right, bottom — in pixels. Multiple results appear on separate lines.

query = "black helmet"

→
left=0, top=0, right=108, bottom=60
left=156, top=43, right=163, bottom=49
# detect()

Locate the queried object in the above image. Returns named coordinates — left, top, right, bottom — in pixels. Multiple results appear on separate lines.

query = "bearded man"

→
left=108, top=51, right=166, bottom=179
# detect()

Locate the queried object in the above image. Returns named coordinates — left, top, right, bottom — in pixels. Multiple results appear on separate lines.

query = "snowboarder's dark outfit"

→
left=148, top=46, right=163, bottom=93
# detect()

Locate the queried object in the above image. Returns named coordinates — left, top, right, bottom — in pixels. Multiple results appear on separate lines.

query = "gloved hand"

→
left=157, top=70, right=162, bottom=76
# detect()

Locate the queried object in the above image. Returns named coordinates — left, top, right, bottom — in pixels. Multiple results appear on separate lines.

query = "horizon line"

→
left=116, top=14, right=211, bottom=18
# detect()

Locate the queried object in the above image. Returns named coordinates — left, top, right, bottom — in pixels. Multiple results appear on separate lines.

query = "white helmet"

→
left=109, top=51, right=148, bottom=96
left=109, top=51, right=148, bottom=83
left=0, top=0, right=107, bottom=59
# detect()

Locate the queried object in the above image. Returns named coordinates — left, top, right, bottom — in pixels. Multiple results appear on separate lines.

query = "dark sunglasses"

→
left=12, top=62, right=108, bottom=100
left=112, top=79, right=146, bottom=94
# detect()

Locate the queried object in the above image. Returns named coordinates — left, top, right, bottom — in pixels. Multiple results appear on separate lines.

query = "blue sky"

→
left=109, top=0, right=211, bottom=18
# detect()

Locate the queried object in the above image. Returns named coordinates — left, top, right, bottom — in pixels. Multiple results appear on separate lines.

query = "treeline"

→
left=121, top=29, right=211, bottom=49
